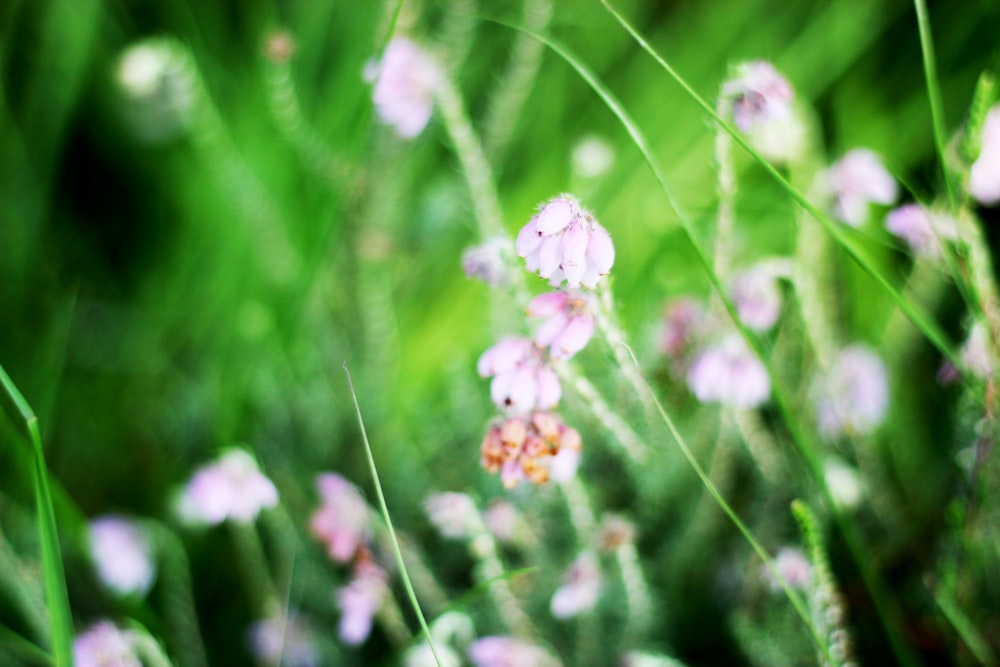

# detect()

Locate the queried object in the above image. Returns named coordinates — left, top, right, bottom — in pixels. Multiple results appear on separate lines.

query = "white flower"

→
left=687, top=335, right=770, bottom=409
left=825, top=149, right=898, bottom=226
left=815, top=345, right=889, bottom=438
left=88, top=516, right=156, bottom=597
left=550, top=552, right=602, bottom=619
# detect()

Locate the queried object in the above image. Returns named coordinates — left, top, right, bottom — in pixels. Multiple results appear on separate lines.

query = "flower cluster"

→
left=480, top=412, right=582, bottom=488
left=729, top=260, right=789, bottom=333
left=970, top=104, right=1000, bottom=205
left=477, top=338, right=561, bottom=413
left=723, top=61, right=794, bottom=133
left=550, top=551, right=603, bottom=619
left=468, top=636, right=560, bottom=667
left=74, top=622, right=142, bottom=667
left=885, top=203, right=956, bottom=260
left=527, top=291, right=596, bottom=360
left=814, top=344, right=889, bottom=439
left=516, top=194, right=615, bottom=289
left=337, top=554, right=389, bottom=646
left=177, top=449, right=278, bottom=525
left=367, top=37, right=443, bottom=139
left=687, top=335, right=771, bottom=409
left=88, top=515, right=156, bottom=597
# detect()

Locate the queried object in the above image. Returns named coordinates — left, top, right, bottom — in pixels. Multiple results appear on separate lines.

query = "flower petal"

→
left=535, top=198, right=575, bottom=236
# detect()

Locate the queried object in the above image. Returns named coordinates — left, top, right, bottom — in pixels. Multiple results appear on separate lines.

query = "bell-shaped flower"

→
left=309, top=473, right=371, bottom=563
left=468, top=637, right=560, bottom=667
left=687, top=335, right=770, bottom=409
left=367, top=37, right=443, bottom=139
left=550, top=552, right=602, bottom=619
left=815, top=344, right=889, bottom=438
left=480, top=412, right=582, bottom=489
left=527, top=291, right=596, bottom=360
left=723, top=61, right=794, bottom=133
left=177, top=449, right=278, bottom=525
left=248, top=612, right=319, bottom=667
left=885, top=203, right=956, bottom=259
left=88, top=515, right=156, bottom=597
left=825, top=149, right=898, bottom=226
left=729, top=260, right=789, bottom=332
left=336, top=557, right=389, bottom=646
left=516, top=194, right=615, bottom=289
left=970, top=104, right=1000, bottom=205
left=477, top=338, right=561, bottom=413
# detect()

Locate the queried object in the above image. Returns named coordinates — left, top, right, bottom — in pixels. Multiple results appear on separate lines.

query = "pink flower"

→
left=815, top=344, right=889, bottom=438
left=527, top=291, right=596, bottom=360
left=248, top=612, right=318, bottom=667
left=88, top=516, right=156, bottom=597
left=424, top=492, right=479, bottom=539
left=550, top=552, right=602, bottom=619
left=310, top=473, right=371, bottom=563
left=687, top=336, right=770, bottom=408
left=74, top=621, right=140, bottom=667
left=723, top=61, right=794, bottom=133
left=960, top=321, right=994, bottom=379
left=970, top=105, right=1000, bottom=205
left=825, top=149, right=898, bottom=226
left=885, top=204, right=956, bottom=259
left=730, top=262, right=787, bottom=332
left=468, top=637, right=559, bottom=667
left=516, top=195, right=615, bottom=289
left=480, top=412, right=582, bottom=489
left=477, top=338, right=561, bottom=413
left=483, top=501, right=530, bottom=546
left=764, top=547, right=812, bottom=591
left=336, top=558, right=388, bottom=646
left=178, top=449, right=278, bottom=525
left=462, top=238, right=512, bottom=287
left=367, top=37, right=442, bottom=139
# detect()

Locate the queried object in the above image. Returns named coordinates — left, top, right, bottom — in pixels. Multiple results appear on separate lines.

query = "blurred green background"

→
left=2, top=0, right=999, bottom=665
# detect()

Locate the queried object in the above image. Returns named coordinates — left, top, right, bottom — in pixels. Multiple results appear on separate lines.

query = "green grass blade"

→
left=0, top=364, right=73, bottom=667
left=343, top=362, right=444, bottom=667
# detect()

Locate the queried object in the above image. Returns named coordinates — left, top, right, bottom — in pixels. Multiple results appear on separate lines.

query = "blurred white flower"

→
left=115, top=39, right=194, bottom=143
left=74, top=621, right=141, bottom=667
left=764, top=547, right=812, bottom=591
left=825, top=149, right=898, bottom=226
left=687, top=335, right=770, bottom=409
left=177, top=449, right=278, bottom=525
left=247, top=612, right=318, bottom=667
left=88, top=515, right=156, bottom=597
left=468, top=636, right=561, bottom=667
left=367, top=37, right=443, bottom=139
left=337, top=559, right=388, bottom=646
left=730, top=260, right=790, bottom=332
left=310, top=473, right=371, bottom=563
left=571, top=135, right=615, bottom=179
left=970, top=104, right=1000, bottom=205
left=425, top=492, right=479, bottom=539
left=815, top=345, right=889, bottom=438
left=550, top=552, right=602, bottom=619
left=885, top=204, right=956, bottom=259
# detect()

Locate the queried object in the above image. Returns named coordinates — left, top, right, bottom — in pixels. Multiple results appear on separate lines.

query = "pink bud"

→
left=535, top=197, right=576, bottom=236
left=586, top=224, right=615, bottom=274
left=551, top=315, right=595, bottom=360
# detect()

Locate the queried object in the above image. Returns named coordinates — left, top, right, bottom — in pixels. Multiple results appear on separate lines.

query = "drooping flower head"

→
left=177, top=449, right=278, bottom=525
left=516, top=195, right=615, bottom=289
left=527, top=291, right=596, bottom=360
left=88, top=515, right=156, bottom=597
left=477, top=338, right=561, bottom=413
left=970, top=104, right=1000, bottom=205
left=483, top=500, right=532, bottom=547
left=687, top=335, right=770, bottom=409
left=825, top=149, right=898, bottom=226
left=424, top=492, right=479, bottom=539
left=885, top=203, right=956, bottom=259
left=815, top=344, right=889, bottom=438
left=336, top=555, right=389, bottom=646
left=468, top=637, right=560, bottom=667
left=550, top=551, right=603, bottom=619
left=367, top=37, right=443, bottom=139
left=74, top=621, right=141, bottom=667
left=729, top=260, right=790, bottom=332
left=309, top=473, right=372, bottom=563
left=247, top=612, right=319, bottom=667
left=480, top=412, right=582, bottom=488
left=723, top=61, right=794, bottom=133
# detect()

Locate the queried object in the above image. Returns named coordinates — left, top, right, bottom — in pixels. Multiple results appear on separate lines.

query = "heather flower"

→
left=248, top=613, right=318, bottom=667
left=74, top=621, right=141, bottom=667
left=825, top=149, right=898, bottom=226
left=477, top=338, right=561, bottom=413
left=764, top=547, right=812, bottom=592
left=406, top=643, right=462, bottom=667
left=468, top=636, right=560, bottom=667
left=960, top=321, right=995, bottom=380
left=729, top=261, right=789, bottom=332
left=336, top=557, right=389, bottom=646
left=425, top=492, right=479, bottom=539
left=483, top=500, right=532, bottom=546
left=885, top=203, right=956, bottom=259
left=687, top=335, right=770, bottom=409
left=480, top=412, right=583, bottom=488
left=310, top=473, right=371, bottom=563
left=367, top=37, right=442, bottom=139
left=527, top=291, right=595, bottom=360
left=723, top=61, right=794, bottom=133
left=970, top=104, right=1000, bottom=205
left=550, top=552, right=602, bottom=619
left=815, top=344, right=889, bottom=438
left=515, top=195, right=615, bottom=289
left=88, top=515, right=156, bottom=597
left=115, top=39, right=194, bottom=143
left=571, top=135, right=615, bottom=179
left=462, top=238, right=512, bottom=287
left=177, top=449, right=278, bottom=525
left=824, top=458, right=864, bottom=509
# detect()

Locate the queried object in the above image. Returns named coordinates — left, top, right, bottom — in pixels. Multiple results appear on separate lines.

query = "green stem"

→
left=152, top=524, right=208, bottom=667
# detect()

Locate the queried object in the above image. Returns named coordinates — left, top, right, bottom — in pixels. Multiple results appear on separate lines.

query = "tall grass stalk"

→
left=343, top=361, right=445, bottom=667
left=0, top=363, right=73, bottom=667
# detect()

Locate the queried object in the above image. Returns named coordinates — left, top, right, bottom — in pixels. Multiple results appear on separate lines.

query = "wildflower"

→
left=825, top=149, right=898, bottom=226
left=480, top=412, right=583, bottom=488
left=764, top=547, right=812, bottom=592
left=477, top=338, right=561, bottom=413
left=961, top=320, right=995, bottom=380
left=248, top=613, right=318, bottom=667
left=309, top=473, right=371, bottom=563
left=723, top=61, right=794, bottom=133
left=885, top=203, right=956, bottom=259
left=336, top=556, right=389, bottom=646
left=74, top=621, right=141, bottom=667
left=367, top=37, right=442, bottom=139
left=88, top=516, right=156, bottom=597
left=468, top=637, right=560, bottom=667
left=462, top=238, right=512, bottom=287
left=824, top=458, right=864, bottom=509
left=596, top=514, right=636, bottom=551
left=571, top=135, right=615, bottom=179
left=425, top=492, right=479, bottom=539
left=729, top=261, right=789, bottom=332
left=405, top=642, right=462, bottom=667
left=550, top=552, right=602, bottom=619
left=483, top=500, right=532, bottom=546
left=177, top=449, right=278, bottom=525
left=515, top=195, right=615, bottom=289
left=686, top=335, right=770, bottom=409
left=970, top=104, right=1000, bottom=205
left=815, top=344, right=889, bottom=438
left=115, top=39, right=194, bottom=143
left=527, top=291, right=595, bottom=360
